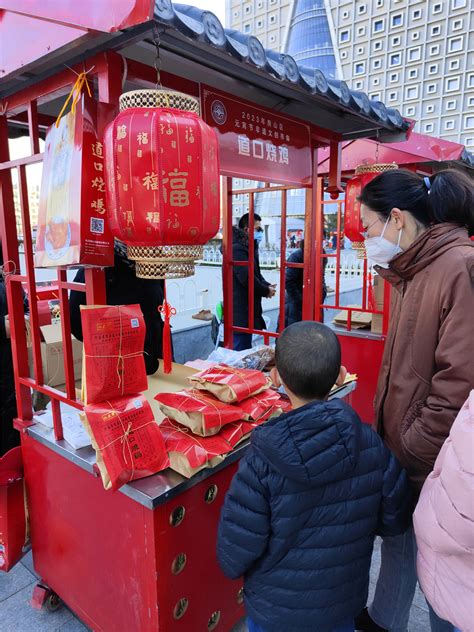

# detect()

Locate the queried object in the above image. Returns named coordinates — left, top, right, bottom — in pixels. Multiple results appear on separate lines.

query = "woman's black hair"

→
left=358, top=169, right=474, bottom=236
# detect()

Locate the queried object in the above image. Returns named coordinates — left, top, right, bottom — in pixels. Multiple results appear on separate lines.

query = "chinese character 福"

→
left=137, top=132, right=149, bottom=145
left=142, top=172, right=159, bottom=191
left=163, top=169, right=190, bottom=207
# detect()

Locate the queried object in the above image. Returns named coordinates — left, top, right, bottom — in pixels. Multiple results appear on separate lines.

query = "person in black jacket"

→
left=284, top=239, right=328, bottom=326
left=217, top=321, right=411, bottom=632
left=231, top=213, right=275, bottom=351
left=69, top=241, right=164, bottom=375
left=0, top=246, right=28, bottom=455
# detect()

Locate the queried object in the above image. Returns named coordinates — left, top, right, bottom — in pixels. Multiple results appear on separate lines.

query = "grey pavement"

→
left=0, top=539, right=429, bottom=631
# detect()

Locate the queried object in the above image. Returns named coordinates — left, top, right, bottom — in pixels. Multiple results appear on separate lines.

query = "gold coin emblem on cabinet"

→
left=169, top=505, right=186, bottom=527
left=205, top=484, right=218, bottom=504
left=173, top=597, right=189, bottom=620
left=171, top=552, right=187, bottom=575
left=207, top=610, right=221, bottom=630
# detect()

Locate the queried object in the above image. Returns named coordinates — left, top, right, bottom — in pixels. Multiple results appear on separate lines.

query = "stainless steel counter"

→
left=27, top=380, right=357, bottom=510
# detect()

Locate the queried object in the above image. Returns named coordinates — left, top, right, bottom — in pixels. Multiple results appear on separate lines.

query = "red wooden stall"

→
left=0, top=2, right=412, bottom=630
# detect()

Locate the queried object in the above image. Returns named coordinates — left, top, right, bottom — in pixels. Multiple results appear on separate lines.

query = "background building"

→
left=226, top=0, right=293, bottom=50
left=329, top=0, right=474, bottom=148
left=226, top=0, right=474, bottom=148
left=286, top=0, right=337, bottom=77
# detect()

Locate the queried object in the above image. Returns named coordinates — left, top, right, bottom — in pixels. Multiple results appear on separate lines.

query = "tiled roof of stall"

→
left=154, top=2, right=409, bottom=134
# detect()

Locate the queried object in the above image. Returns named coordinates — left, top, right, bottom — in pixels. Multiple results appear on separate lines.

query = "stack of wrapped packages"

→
left=155, top=365, right=290, bottom=478
left=80, top=305, right=169, bottom=490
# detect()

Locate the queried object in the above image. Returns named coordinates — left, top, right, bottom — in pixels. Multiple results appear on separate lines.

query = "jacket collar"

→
left=376, top=223, right=472, bottom=288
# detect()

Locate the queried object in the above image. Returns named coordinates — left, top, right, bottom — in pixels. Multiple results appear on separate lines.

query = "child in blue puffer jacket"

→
left=217, top=322, right=411, bottom=632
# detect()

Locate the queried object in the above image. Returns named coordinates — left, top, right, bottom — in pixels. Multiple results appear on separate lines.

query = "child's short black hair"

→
left=276, top=322, right=341, bottom=400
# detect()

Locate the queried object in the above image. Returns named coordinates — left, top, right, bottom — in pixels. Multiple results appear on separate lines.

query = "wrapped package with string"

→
left=80, top=304, right=148, bottom=405
left=188, top=365, right=272, bottom=404
left=238, top=388, right=284, bottom=423
left=35, top=80, right=113, bottom=268
left=154, top=389, right=246, bottom=437
left=83, top=395, right=169, bottom=491
left=160, top=418, right=256, bottom=479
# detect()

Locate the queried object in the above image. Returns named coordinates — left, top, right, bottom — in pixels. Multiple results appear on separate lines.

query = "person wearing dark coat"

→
left=0, top=246, right=28, bottom=455
left=231, top=213, right=275, bottom=351
left=284, top=239, right=328, bottom=326
left=217, top=322, right=411, bottom=632
left=69, top=240, right=165, bottom=375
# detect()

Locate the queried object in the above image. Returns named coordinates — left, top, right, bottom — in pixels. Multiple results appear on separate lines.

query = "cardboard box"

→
left=28, top=323, right=83, bottom=388
left=371, top=275, right=386, bottom=335
left=333, top=305, right=372, bottom=330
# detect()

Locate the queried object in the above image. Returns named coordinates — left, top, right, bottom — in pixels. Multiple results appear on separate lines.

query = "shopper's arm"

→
left=400, top=262, right=474, bottom=479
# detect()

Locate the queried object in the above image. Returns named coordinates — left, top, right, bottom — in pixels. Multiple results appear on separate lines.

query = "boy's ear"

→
left=270, top=367, right=281, bottom=388
left=335, top=365, right=347, bottom=387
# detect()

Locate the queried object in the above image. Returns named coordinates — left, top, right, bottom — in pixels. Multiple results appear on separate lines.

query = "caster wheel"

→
left=45, top=592, right=62, bottom=612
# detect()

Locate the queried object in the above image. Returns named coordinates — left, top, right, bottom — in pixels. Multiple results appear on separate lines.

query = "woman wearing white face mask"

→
left=355, top=169, right=474, bottom=632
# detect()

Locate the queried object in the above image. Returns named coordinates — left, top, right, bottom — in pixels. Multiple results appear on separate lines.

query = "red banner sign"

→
left=201, top=87, right=312, bottom=185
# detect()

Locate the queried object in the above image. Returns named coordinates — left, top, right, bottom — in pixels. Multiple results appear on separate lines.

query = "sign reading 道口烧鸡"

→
left=201, top=87, right=312, bottom=185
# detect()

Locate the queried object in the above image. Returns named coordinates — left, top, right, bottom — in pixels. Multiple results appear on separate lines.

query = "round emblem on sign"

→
left=211, top=100, right=227, bottom=125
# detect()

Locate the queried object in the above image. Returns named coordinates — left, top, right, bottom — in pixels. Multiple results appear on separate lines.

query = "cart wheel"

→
left=45, top=592, right=62, bottom=612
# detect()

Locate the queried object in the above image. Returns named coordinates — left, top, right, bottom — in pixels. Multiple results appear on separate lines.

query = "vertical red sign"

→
left=201, top=86, right=312, bottom=185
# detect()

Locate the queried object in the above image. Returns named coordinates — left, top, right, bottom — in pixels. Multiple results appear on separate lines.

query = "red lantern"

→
left=344, top=163, right=398, bottom=256
left=104, top=89, right=220, bottom=278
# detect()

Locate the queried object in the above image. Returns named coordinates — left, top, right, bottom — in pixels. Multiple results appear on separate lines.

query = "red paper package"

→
left=83, top=395, right=169, bottom=491
left=160, top=418, right=253, bottom=478
left=154, top=389, right=246, bottom=437
left=220, top=419, right=258, bottom=446
left=81, top=304, right=148, bottom=404
left=188, top=364, right=272, bottom=403
left=35, top=94, right=114, bottom=268
left=277, top=395, right=293, bottom=413
left=238, top=389, right=283, bottom=422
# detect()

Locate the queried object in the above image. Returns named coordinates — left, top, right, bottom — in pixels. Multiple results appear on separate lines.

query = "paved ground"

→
left=0, top=540, right=429, bottom=631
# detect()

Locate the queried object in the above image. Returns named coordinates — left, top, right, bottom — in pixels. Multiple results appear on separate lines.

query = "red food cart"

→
left=0, top=2, right=411, bottom=630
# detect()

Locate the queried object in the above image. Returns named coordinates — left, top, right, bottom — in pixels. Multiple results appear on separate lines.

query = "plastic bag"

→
left=207, top=345, right=275, bottom=371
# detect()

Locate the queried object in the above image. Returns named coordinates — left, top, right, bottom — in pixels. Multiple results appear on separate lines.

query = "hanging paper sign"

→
left=201, top=86, right=312, bottom=185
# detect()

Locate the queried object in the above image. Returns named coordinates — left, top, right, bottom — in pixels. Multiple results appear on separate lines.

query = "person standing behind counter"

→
left=231, top=213, right=276, bottom=351
left=69, top=240, right=165, bottom=375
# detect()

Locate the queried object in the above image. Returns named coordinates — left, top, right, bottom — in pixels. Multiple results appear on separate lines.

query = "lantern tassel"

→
left=158, top=295, right=176, bottom=375
left=368, top=272, right=376, bottom=312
